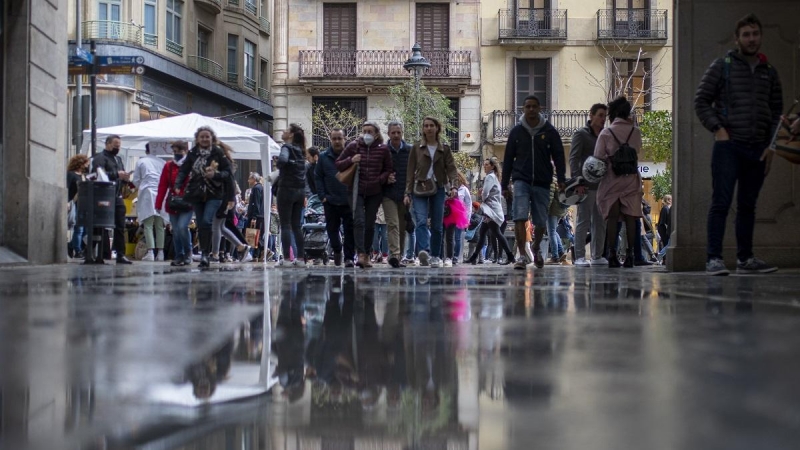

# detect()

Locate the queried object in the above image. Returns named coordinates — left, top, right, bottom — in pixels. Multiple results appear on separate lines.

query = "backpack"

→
left=608, top=128, right=638, bottom=176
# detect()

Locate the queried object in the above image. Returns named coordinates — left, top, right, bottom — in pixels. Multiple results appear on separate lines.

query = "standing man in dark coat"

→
left=91, top=134, right=133, bottom=264
left=315, top=128, right=356, bottom=267
left=382, top=121, right=412, bottom=268
left=694, top=13, right=782, bottom=275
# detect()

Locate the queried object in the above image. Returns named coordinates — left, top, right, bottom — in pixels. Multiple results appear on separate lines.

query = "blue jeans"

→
left=372, top=223, right=388, bottom=254
left=454, top=227, right=464, bottom=259
left=512, top=181, right=549, bottom=227
left=170, top=211, right=194, bottom=261
left=404, top=231, right=416, bottom=259
left=707, top=140, right=767, bottom=261
left=412, top=188, right=446, bottom=258
left=547, top=215, right=563, bottom=257
left=70, top=226, right=85, bottom=254
left=193, top=199, right=223, bottom=254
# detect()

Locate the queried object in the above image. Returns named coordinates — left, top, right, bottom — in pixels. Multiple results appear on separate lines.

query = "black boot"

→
left=608, top=251, right=621, bottom=268
left=623, top=250, right=635, bottom=268
left=198, top=229, right=211, bottom=268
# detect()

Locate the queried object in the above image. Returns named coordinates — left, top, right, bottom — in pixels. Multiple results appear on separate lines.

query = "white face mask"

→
left=363, top=134, right=375, bottom=146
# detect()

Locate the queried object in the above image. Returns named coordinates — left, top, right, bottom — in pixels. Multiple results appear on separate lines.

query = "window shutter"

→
left=323, top=4, right=356, bottom=50
left=415, top=3, right=449, bottom=50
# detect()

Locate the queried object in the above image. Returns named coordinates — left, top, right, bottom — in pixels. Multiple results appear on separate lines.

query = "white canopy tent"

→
left=80, top=113, right=281, bottom=260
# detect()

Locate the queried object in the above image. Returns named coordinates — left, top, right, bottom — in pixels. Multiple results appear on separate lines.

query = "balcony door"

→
left=323, top=4, right=356, bottom=77
left=613, top=0, right=650, bottom=38
left=514, top=0, right=550, bottom=36
left=98, top=0, right=122, bottom=39
left=514, top=59, right=549, bottom=114
left=416, top=3, right=449, bottom=76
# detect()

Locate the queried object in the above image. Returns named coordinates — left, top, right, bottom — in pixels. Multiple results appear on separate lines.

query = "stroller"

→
left=302, top=195, right=331, bottom=264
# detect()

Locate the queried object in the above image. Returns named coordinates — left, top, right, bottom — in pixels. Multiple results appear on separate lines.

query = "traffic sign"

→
left=68, top=65, right=146, bottom=75
left=69, top=56, right=92, bottom=66
left=75, top=47, right=93, bottom=64
left=96, top=55, right=145, bottom=66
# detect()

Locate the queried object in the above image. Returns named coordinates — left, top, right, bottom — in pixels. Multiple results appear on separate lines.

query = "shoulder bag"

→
left=336, top=163, right=358, bottom=187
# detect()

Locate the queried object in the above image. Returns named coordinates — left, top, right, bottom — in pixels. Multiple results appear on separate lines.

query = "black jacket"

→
left=305, top=162, right=317, bottom=196
left=247, top=182, right=264, bottom=219
left=175, top=145, right=232, bottom=201
left=91, top=150, right=126, bottom=200
left=277, top=144, right=306, bottom=190
left=384, top=140, right=412, bottom=202
left=694, top=50, right=783, bottom=145
left=314, top=147, right=349, bottom=206
left=501, top=119, right=566, bottom=190
left=657, top=205, right=671, bottom=238
left=569, top=122, right=600, bottom=189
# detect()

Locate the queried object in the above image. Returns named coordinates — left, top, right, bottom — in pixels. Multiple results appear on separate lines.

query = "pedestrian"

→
left=155, top=140, right=193, bottom=266
left=174, top=126, right=233, bottom=268
left=501, top=95, right=567, bottom=269
left=246, top=173, right=265, bottom=260
left=314, top=128, right=356, bottom=267
left=276, top=123, right=308, bottom=266
left=210, top=143, right=251, bottom=263
left=570, top=103, right=608, bottom=266
left=443, top=172, right=471, bottom=266
left=594, top=96, right=644, bottom=268
left=305, top=146, right=319, bottom=196
left=90, top=134, right=134, bottom=264
left=132, top=143, right=166, bottom=261
left=336, top=121, right=394, bottom=268
left=465, top=201, right=483, bottom=263
left=67, top=154, right=90, bottom=259
left=382, top=121, right=413, bottom=268
left=268, top=203, right=280, bottom=261
left=546, top=175, right=568, bottom=264
left=657, top=194, right=672, bottom=262
left=467, top=158, right=515, bottom=265
left=695, top=13, right=782, bottom=275
left=372, top=204, right=388, bottom=263
left=405, top=116, right=459, bottom=268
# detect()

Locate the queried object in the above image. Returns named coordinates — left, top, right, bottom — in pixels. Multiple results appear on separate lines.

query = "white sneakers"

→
left=155, top=251, right=164, bottom=261
left=591, top=257, right=609, bottom=266
left=142, top=250, right=155, bottom=261
left=430, top=257, right=442, bottom=268
left=443, top=258, right=453, bottom=267
left=574, top=257, right=591, bottom=267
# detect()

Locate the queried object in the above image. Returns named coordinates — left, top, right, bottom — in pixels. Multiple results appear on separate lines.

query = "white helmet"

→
left=558, top=177, right=588, bottom=206
left=582, top=156, right=608, bottom=183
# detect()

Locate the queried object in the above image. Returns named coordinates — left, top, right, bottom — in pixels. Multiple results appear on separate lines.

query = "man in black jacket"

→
left=694, top=13, right=782, bottom=275
left=502, top=95, right=566, bottom=270
left=90, top=134, right=133, bottom=264
left=314, top=128, right=355, bottom=267
left=382, top=121, right=412, bottom=268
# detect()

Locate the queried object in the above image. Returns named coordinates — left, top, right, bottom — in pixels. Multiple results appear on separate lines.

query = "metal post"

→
left=75, top=0, right=82, bottom=154
left=415, top=72, right=420, bottom=140
left=90, top=40, right=97, bottom=157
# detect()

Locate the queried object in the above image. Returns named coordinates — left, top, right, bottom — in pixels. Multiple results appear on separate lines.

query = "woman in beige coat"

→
left=593, top=96, right=644, bottom=268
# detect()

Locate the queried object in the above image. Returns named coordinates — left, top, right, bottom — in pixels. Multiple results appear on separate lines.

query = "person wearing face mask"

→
left=91, top=134, right=134, bottom=264
left=336, top=121, right=394, bottom=268
left=156, top=141, right=193, bottom=266
left=174, top=127, right=233, bottom=268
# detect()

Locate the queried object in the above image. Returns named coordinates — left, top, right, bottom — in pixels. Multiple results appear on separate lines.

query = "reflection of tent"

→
left=80, top=114, right=282, bottom=255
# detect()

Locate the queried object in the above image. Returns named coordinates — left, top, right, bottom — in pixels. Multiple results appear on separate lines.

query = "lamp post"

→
left=403, top=43, right=431, bottom=139
left=148, top=104, right=162, bottom=121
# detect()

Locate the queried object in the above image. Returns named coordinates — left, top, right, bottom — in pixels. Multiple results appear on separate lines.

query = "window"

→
left=143, top=0, right=157, bottom=46
left=416, top=4, right=449, bottom=75
left=613, top=58, right=652, bottom=111
left=245, top=0, right=257, bottom=15
left=166, top=0, right=183, bottom=45
left=197, top=27, right=210, bottom=58
left=311, top=97, right=367, bottom=148
left=323, top=4, right=357, bottom=76
left=98, top=0, right=122, bottom=38
left=515, top=59, right=549, bottom=111
left=227, top=34, right=238, bottom=83
left=613, top=0, right=651, bottom=36
left=514, top=0, right=551, bottom=33
left=244, top=40, right=256, bottom=89
left=447, top=98, right=460, bottom=151
left=260, top=59, right=269, bottom=88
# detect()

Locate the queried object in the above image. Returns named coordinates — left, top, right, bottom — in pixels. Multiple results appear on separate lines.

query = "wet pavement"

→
left=2, top=262, right=800, bottom=449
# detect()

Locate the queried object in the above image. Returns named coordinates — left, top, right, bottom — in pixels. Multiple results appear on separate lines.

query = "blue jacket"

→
left=384, top=140, right=412, bottom=202
left=314, top=147, right=349, bottom=206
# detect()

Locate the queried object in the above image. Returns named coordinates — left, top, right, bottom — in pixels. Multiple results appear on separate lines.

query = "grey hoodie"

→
left=520, top=113, right=547, bottom=137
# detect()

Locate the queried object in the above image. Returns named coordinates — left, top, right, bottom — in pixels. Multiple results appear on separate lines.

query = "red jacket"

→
left=156, top=161, right=190, bottom=215
left=335, top=138, right=393, bottom=196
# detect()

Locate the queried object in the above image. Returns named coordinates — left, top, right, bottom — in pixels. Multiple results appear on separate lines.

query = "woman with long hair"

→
left=467, top=158, right=515, bottom=265
left=404, top=116, right=459, bottom=268
left=174, top=126, right=233, bottom=268
left=209, top=142, right=252, bottom=263
left=276, top=123, right=308, bottom=266
left=67, top=154, right=91, bottom=258
left=593, top=96, right=643, bottom=268
left=156, top=140, right=193, bottom=266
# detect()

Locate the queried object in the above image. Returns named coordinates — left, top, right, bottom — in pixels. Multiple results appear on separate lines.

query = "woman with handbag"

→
left=156, top=140, right=193, bottom=266
left=335, top=121, right=394, bottom=268
left=467, top=159, right=515, bottom=265
left=275, top=123, right=308, bottom=266
left=209, top=142, right=252, bottom=263
left=174, top=126, right=233, bottom=268
left=404, top=116, right=459, bottom=267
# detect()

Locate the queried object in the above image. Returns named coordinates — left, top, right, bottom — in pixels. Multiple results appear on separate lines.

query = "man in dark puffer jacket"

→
left=694, top=13, right=782, bottom=276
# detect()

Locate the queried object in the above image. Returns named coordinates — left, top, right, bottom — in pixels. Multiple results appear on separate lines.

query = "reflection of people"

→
left=273, top=276, right=307, bottom=403
left=307, top=275, right=357, bottom=390
left=185, top=339, right=234, bottom=399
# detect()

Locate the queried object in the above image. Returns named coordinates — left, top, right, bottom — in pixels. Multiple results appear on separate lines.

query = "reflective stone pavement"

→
left=2, top=263, right=800, bottom=450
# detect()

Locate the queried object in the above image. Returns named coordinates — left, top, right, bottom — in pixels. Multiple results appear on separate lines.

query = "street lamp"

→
left=148, top=103, right=162, bottom=121
left=403, top=43, right=431, bottom=139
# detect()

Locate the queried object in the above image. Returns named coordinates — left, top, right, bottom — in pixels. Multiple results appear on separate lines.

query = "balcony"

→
left=491, top=109, right=662, bottom=141
left=498, top=9, right=567, bottom=43
left=82, top=20, right=142, bottom=45
left=143, top=33, right=157, bottom=47
left=195, top=0, right=222, bottom=14
left=299, top=50, right=471, bottom=80
left=257, top=87, right=270, bottom=100
left=259, top=16, right=271, bottom=35
left=244, top=76, right=256, bottom=90
left=597, top=9, right=668, bottom=42
left=166, top=39, right=184, bottom=56
left=227, top=72, right=238, bottom=84
left=187, top=56, right=224, bottom=80
left=244, top=0, right=257, bottom=15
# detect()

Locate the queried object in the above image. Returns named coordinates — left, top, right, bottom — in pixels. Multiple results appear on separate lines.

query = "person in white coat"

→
left=466, top=158, right=515, bottom=265
left=132, top=144, right=167, bottom=261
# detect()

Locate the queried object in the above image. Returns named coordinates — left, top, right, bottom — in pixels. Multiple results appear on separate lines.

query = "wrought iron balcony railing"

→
left=299, top=50, right=471, bottom=79
left=166, top=39, right=184, bottom=56
left=187, top=56, right=223, bottom=80
left=259, top=16, right=271, bottom=35
left=244, top=0, right=257, bottom=15
left=227, top=72, right=238, bottom=84
left=244, top=76, right=256, bottom=90
left=499, top=9, right=567, bottom=39
left=82, top=20, right=142, bottom=45
left=492, top=109, right=661, bottom=140
left=597, top=9, right=668, bottom=40
left=257, top=87, right=270, bottom=100
left=143, top=33, right=157, bottom=47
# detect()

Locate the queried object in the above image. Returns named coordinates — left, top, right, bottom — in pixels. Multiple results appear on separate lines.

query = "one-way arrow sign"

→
left=96, top=56, right=145, bottom=66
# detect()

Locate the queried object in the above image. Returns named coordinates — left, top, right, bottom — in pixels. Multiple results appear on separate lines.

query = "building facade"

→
left=272, top=0, right=482, bottom=154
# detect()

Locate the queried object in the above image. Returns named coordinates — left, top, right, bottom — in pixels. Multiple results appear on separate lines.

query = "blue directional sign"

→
left=97, top=55, right=145, bottom=66
left=75, top=47, right=93, bottom=64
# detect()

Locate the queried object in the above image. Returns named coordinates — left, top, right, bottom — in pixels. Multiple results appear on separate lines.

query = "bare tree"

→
left=311, top=102, right=365, bottom=148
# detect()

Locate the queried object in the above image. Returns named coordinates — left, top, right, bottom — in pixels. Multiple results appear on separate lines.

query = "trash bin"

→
left=77, top=180, right=116, bottom=229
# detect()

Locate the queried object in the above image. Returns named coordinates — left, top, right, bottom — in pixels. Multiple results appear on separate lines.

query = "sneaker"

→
left=443, top=258, right=453, bottom=267
left=388, top=256, right=401, bottom=268
left=558, top=253, right=568, bottom=263
left=277, top=259, right=287, bottom=267
left=706, top=258, right=730, bottom=276
left=183, top=257, right=194, bottom=266
left=209, top=254, right=219, bottom=263
left=574, top=257, right=591, bottom=267
left=418, top=251, right=430, bottom=266
left=239, top=246, right=252, bottom=262
left=142, top=250, right=155, bottom=262
left=533, top=251, right=544, bottom=269
left=156, top=251, right=165, bottom=262
left=430, top=257, right=442, bottom=268
left=345, top=260, right=355, bottom=268
left=736, top=257, right=777, bottom=274
left=591, top=257, right=609, bottom=266
left=546, top=256, right=560, bottom=265
left=294, top=259, right=307, bottom=267
left=513, top=258, right=529, bottom=270
left=452, top=258, right=459, bottom=266
left=170, top=260, right=184, bottom=267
